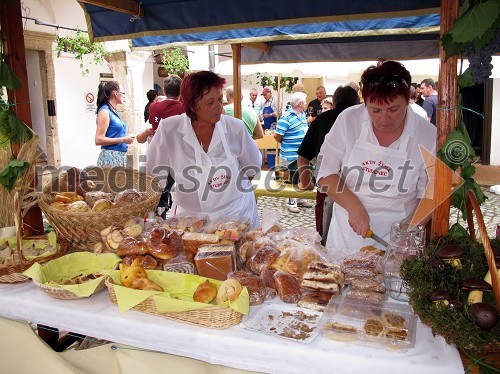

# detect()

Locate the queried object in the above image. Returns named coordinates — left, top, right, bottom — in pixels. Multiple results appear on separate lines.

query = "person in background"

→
left=306, top=86, right=326, bottom=123
left=138, top=74, right=185, bottom=218
left=321, top=98, right=334, bottom=112
left=285, top=83, right=306, bottom=111
left=95, top=81, right=134, bottom=167
left=409, top=86, right=428, bottom=119
left=144, top=89, right=157, bottom=123
left=420, top=78, right=438, bottom=126
left=147, top=71, right=262, bottom=228
left=148, top=74, right=184, bottom=135
left=317, top=60, right=436, bottom=255
left=415, top=83, right=424, bottom=106
left=260, top=87, right=278, bottom=130
left=247, top=87, right=262, bottom=117
left=224, top=85, right=264, bottom=139
left=297, top=86, right=360, bottom=242
left=274, top=91, right=313, bottom=213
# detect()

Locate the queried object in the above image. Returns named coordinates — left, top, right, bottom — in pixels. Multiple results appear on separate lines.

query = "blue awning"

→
left=81, top=0, right=441, bottom=43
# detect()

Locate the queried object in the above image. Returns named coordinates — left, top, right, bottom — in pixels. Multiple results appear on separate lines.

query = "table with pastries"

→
left=0, top=280, right=464, bottom=374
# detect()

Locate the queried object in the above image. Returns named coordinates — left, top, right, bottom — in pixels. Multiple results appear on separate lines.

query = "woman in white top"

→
left=146, top=71, right=262, bottom=228
left=317, top=60, right=437, bottom=254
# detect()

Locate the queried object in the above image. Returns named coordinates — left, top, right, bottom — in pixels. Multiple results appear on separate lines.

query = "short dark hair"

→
left=163, top=74, right=182, bottom=98
left=421, top=78, right=435, bottom=89
left=333, top=85, right=360, bottom=107
left=360, top=60, right=411, bottom=105
left=181, top=71, right=225, bottom=121
left=146, top=89, right=157, bottom=102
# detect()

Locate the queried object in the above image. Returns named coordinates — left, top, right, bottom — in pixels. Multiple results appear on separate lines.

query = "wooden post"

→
left=0, top=0, right=44, bottom=236
left=231, top=44, right=242, bottom=120
left=430, top=0, right=459, bottom=238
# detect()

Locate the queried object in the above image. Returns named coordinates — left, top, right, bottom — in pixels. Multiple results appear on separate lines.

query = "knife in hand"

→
left=365, top=228, right=389, bottom=248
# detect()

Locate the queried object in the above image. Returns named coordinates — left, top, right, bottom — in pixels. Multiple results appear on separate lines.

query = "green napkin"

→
left=23, top=252, right=121, bottom=297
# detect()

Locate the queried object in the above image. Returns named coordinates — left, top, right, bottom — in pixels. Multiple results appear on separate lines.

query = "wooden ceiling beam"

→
left=79, top=0, right=144, bottom=17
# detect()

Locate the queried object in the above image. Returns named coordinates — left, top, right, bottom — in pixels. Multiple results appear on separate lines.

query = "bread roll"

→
left=215, top=278, right=242, bottom=304
left=122, top=254, right=158, bottom=270
left=113, top=189, right=145, bottom=208
left=117, top=237, right=149, bottom=257
left=193, top=280, right=217, bottom=303
left=85, top=191, right=114, bottom=207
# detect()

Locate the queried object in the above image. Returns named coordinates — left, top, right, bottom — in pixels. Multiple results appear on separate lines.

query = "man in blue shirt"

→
left=274, top=91, right=314, bottom=212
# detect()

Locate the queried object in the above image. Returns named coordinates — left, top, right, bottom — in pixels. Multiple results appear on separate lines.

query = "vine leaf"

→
left=450, top=178, right=486, bottom=219
left=437, top=127, right=475, bottom=170
left=457, top=68, right=475, bottom=88
left=448, top=0, right=499, bottom=43
left=0, top=160, right=30, bottom=191
left=0, top=54, right=21, bottom=90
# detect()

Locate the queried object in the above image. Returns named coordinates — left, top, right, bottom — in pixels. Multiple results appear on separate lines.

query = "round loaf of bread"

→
left=145, top=227, right=181, bottom=260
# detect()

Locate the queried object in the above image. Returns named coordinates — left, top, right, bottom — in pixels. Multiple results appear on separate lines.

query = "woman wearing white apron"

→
left=146, top=71, right=262, bottom=228
left=316, top=61, right=437, bottom=255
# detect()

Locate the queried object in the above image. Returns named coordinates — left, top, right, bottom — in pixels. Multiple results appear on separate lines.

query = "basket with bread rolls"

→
left=37, top=166, right=161, bottom=251
left=105, top=257, right=249, bottom=329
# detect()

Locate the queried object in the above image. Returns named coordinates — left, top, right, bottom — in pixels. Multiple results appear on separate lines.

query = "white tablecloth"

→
left=0, top=282, right=463, bottom=374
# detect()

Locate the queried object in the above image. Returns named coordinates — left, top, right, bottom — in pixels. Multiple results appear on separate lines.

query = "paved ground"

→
left=256, top=186, right=500, bottom=239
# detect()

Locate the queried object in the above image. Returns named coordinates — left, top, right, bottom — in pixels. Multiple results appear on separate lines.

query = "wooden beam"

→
left=79, top=0, right=144, bottom=17
left=0, top=0, right=44, bottom=236
left=231, top=44, right=242, bottom=120
left=241, top=42, right=270, bottom=53
left=430, top=0, right=459, bottom=238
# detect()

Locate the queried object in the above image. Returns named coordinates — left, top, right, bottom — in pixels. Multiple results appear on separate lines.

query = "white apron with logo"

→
left=171, top=122, right=258, bottom=227
left=326, top=117, right=417, bottom=254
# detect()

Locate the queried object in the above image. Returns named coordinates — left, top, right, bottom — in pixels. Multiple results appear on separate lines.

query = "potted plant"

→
left=55, top=31, right=108, bottom=76
left=260, top=74, right=298, bottom=94
left=158, top=47, right=189, bottom=78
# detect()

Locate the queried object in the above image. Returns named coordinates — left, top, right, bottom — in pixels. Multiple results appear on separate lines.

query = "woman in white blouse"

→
left=146, top=71, right=262, bottom=228
left=317, top=60, right=437, bottom=254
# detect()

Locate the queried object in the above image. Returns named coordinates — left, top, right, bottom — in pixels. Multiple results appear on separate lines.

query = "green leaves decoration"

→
left=437, top=120, right=487, bottom=219
left=55, top=32, right=108, bottom=76
left=0, top=159, right=30, bottom=191
left=0, top=53, right=21, bottom=90
left=161, top=47, right=189, bottom=76
left=0, top=104, right=35, bottom=149
left=447, top=0, right=499, bottom=44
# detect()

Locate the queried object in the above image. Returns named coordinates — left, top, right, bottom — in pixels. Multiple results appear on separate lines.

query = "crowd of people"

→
left=93, top=61, right=438, bottom=253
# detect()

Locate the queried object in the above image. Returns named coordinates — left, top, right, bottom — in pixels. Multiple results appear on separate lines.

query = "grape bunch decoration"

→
left=464, top=29, right=500, bottom=85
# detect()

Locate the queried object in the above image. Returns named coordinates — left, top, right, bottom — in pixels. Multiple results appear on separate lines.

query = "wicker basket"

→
left=32, top=275, right=108, bottom=300
left=465, top=190, right=500, bottom=310
left=0, top=239, right=69, bottom=284
left=105, top=278, right=243, bottom=329
left=38, top=167, right=161, bottom=251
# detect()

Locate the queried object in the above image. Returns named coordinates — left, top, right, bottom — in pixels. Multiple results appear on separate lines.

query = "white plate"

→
left=242, top=303, right=323, bottom=344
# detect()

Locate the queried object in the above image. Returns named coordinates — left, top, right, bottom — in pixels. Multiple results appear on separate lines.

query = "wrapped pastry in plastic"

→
left=272, top=243, right=326, bottom=278
left=260, top=269, right=277, bottom=300
left=194, top=244, right=236, bottom=281
left=143, top=227, right=182, bottom=261
left=164, top=251, right=197, bottom=274
left=228, top=270, right=266, bottom=305
left=122, top=254, right=158, bottom=270
left=204, top=216, right=251, bottom=242
left=163, top=213, right=208, bottom=233
left=181, top=232, right=220, bottom=254
left=345, top=289, right=386, bottom=304
left=273, top=270, right=302, bottom=304
left=247, top=246, right=280, bottom=275
left=350, top=277, right=386, bottom=293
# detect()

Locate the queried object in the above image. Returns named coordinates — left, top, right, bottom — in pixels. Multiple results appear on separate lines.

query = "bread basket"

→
left=38, top=167, right=161, bottom=251
left=105, top=277, right=243, bottom=329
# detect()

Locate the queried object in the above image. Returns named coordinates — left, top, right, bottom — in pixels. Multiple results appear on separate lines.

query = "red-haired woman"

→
left=146, top=71, right=261, bottom=228
left=317, top=60, right=437, bottom=255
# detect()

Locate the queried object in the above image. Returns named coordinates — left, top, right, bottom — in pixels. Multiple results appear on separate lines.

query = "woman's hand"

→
left=347, top=202, right=370, bottom=237
left=122, top=135, right=135, bottom=144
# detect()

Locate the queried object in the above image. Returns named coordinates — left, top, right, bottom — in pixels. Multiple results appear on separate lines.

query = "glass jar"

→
left=382, top=223, right=425, bottom=302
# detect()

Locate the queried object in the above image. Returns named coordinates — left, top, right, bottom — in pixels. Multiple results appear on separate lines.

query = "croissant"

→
left=193, top=280, right=217, bottom=303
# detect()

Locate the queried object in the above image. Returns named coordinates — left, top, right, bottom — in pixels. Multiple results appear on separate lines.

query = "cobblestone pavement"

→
left=257, top=186, right=500, bottom=238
